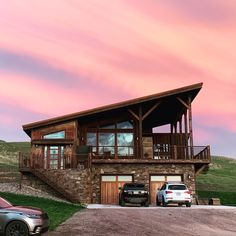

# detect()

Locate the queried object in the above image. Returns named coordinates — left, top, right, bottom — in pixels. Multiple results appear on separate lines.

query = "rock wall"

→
left=91, top=163, right=196, bottom=204
left=21, top=167, right=91, bottom=204
left=21, top=163, right=196, bottom=204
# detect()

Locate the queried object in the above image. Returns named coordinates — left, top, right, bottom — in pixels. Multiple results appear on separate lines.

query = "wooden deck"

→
left=19, top=145, right=210, bottom=171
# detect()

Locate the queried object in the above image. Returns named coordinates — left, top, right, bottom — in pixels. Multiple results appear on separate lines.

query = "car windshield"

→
left=124, top=184, right=145, bottom=190
left=0, top=197, right=13, bottom=208
left=168, top=185, right=187, bottom=190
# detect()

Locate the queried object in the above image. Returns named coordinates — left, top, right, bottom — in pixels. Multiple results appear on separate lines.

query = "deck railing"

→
left=19, top=145, right=210, bottom=170
left=19, top=152, right=92, bottom=170
left=152, top=145, right=210, bottom=160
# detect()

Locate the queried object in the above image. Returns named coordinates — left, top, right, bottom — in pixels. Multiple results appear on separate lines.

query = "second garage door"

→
left=101, top=175, right=132, bottom=204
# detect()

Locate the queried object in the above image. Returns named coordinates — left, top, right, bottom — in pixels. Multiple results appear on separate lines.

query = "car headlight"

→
left=26, top=213, right=42, bottom=219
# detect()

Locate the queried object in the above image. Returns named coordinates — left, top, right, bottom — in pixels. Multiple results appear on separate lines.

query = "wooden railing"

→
left=152, top=145, right=210, bottom=160
left=19, top=152, right=92, bottom=170
left=19, top=145, right=210, bottom=170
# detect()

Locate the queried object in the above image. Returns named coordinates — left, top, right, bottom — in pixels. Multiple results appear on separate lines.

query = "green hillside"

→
left=196, top=156, right=236, bottom=205
left=0, top=140, right=30, bottom=167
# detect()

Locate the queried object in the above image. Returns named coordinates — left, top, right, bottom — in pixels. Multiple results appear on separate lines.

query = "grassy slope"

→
left=196, top=156, right=236, bottom=205
left=0, top=140, right=30, bottom=166
left=0, top=141, right=84, bottom=231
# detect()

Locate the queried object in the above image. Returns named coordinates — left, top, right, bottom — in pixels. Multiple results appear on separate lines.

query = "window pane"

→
left=100, top=124, right=115, bottom=129
left=99, top=133, right=115, bottom=146
left=99, top=146, right=115, bottom=155
left=50, top=160, right=58, bottom=169
left=102, top=176, right=116, bottom=181
left=117, top=133, right=133, bottom=146
left=117, top=121, right=133, bottom=129
left=117, top=133, right=133, bottom=156
left=151, top=176, right=165, bottom=181
left=168, top=185, right=186, bottom=190
left=167, top=176, right=182, bottom=182
left=43, top=131, right=65, bottom=139
left=118, top=147, right=133, bottom=156
left=87, top=133, right=97, bottom=146
left=118, top=176, right=132, bottom=182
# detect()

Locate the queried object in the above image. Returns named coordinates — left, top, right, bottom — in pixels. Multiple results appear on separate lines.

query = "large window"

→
left=43, top=131, right=65, bottom=139
left=99, top=133, right=115, bottom=155
left=117, top=133, right=134, bottom=155
left=86, top=120, right=134, bottom=157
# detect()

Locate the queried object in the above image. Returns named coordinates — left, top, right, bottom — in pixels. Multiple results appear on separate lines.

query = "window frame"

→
left=86, top=120, right=134, bottom=158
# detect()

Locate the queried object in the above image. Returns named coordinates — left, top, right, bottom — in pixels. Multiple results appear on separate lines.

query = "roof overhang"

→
left=23, top=83, right=203, bottom=136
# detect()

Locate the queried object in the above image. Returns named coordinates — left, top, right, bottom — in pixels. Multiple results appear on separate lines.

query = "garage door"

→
left=150, top=175, right=182, bottom=204
left=101, top=175, right=132, bottom=204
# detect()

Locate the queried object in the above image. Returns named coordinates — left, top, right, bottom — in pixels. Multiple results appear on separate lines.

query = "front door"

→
left=44, top=146, right=64, bottom=169
left=101, top=175, right=132, bottom=204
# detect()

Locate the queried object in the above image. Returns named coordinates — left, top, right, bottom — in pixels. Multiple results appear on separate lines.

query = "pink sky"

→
left=0, top=0, right=236, bottom=157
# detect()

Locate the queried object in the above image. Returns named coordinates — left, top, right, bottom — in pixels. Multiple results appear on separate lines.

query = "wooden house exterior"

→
left=19, top=83, right=210, bottom=204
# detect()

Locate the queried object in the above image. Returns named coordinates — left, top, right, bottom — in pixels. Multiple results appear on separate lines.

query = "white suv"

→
left=156, top=182, right=192, bottom=207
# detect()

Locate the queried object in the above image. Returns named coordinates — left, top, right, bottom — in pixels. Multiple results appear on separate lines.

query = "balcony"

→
left=19, top=145, right=210, bottom=171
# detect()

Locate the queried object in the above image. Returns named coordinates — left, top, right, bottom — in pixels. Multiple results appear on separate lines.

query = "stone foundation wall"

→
left=91, top=163, right=195, bottom=204
left=21, top=163, right=196, bottom=204
left=21, top=167, right=92, bottom=204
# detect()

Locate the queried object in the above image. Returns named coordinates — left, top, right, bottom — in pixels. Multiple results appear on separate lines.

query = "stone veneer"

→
left=21, top=167, right=91, bottom=204
left=91, top=163, right=196, bottom=204
left=21, top=163, right=196, bottom=204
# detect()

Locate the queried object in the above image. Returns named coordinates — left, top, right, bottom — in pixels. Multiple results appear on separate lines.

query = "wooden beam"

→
left=128, top=109, right=140, bottom=121
left=188, top=96, right=194, bottom=149
left=139, top=106, right=143, bottom=159
left=142, top=102, right=161, bottom=121
left=179, top=117, right=182, bottom=134
left=177, top=97, right=190, bottom=109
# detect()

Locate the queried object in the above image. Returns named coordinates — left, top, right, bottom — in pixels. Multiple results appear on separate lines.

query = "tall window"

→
left=44, top=146, right=64, bottom=169
left=86, top=120, right=134, bottom=157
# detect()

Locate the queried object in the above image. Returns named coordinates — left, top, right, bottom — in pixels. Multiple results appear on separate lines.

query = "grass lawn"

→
left=196, top=156, right=236, bottom=206
left=0, top=192, right=84, bottom=231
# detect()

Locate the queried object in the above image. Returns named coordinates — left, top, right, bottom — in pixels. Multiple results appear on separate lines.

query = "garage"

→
left=150, top=175, right=182, bottom=204
left=101, top=175, right=133, bottom=204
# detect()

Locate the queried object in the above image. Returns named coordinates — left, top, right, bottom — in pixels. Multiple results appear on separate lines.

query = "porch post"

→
left=139, top=105, right=143, bottom=159
left=188, top=96, right=194, bottom=158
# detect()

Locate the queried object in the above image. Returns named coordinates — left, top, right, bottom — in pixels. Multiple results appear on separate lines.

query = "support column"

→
left=188, top=97, right=194, bottom=158
left=184, top=111, right=188, bottom=146
left=139, top=106, right=143, bottom=159
left=188, top=97, right=193, bottom=148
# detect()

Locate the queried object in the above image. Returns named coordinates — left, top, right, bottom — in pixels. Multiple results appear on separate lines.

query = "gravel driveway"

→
left=45, top=205, right=236, bottom=236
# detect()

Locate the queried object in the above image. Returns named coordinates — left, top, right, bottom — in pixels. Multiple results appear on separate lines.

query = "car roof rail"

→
left=165, top=181, right=185, bottom=184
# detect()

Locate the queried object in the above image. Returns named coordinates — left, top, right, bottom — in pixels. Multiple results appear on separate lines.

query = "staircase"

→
left=21, top=167, right=91, bottom=204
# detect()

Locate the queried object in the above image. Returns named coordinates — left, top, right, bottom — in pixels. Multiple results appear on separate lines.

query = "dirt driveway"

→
left=45, top=205, right=236, bottom=236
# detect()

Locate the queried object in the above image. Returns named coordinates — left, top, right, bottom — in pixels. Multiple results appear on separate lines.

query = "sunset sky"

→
left=0, top=0, right=236, bottom=157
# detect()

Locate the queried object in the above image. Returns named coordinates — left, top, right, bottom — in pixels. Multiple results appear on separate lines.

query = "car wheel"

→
left=186, top=202, right=191, bottom=207
left=144, top=201, right=149, bottom=207
left=5, top=221, right=29, bottom=236
left=162, top=197, right=167, bottom=207
left=178, top=203, right=183, bottom=206
left=156, top=197, right=161, bottom=206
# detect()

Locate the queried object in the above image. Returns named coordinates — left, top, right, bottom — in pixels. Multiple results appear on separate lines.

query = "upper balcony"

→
left=19, top=144, right=210, bottom=172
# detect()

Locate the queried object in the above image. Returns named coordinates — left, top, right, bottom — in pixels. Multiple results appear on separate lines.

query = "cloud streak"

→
left=0, top=0, right=235, bottom=157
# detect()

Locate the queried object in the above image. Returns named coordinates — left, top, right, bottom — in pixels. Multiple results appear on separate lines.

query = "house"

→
left=19, top=83, right=210, bottom=204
